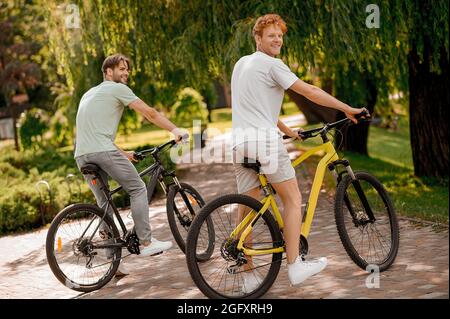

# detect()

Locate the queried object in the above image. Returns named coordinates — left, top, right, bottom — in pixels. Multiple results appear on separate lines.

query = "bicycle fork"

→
left=328, top=160, right=376, bottom=223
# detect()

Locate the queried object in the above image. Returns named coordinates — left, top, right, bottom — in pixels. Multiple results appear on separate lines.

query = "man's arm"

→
left=115, top=99, right=185, bottom=162
left=277, top=119, right=299, bottom=139
left=114, top=144, right=138, bottom=162
left=289, top=79, right=362, bottom=122
left=129, top=99, right=178, bottom=132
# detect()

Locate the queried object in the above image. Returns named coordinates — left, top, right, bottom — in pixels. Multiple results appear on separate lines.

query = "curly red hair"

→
left=252, top=14, right=287, bottom=37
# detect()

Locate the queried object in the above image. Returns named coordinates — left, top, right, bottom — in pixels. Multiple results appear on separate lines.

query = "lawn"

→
left=110, top=105, right=448, bottom=223
left=295, top=116, right=448, bottom=223
left=4, top=102, right=446, bottom=224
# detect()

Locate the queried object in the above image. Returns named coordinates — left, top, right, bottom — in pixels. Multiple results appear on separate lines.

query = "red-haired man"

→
left=231, top=14, right=367, bottom=291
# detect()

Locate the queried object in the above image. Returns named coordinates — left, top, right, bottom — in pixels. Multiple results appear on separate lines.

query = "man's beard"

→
left=113, top=74, right=127, bottom=84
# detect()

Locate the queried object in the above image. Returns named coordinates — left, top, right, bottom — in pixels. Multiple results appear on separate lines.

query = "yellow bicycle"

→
left=186, top=112, right=400, bottom=298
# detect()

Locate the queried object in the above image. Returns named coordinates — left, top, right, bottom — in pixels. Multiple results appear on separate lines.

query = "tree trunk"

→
left=13, top=111, right=19, bottom=151
left=286, top=89, right=338, bottom=124
left=333, top=69, right=377, bottom=155
left=408, top=44, right=449, bottom=178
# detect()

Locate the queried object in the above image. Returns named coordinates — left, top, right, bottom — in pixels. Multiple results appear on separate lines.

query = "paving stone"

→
left=0, top=144, right=448, bottom=300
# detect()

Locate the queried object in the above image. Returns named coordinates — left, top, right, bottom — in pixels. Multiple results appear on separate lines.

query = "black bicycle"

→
left=46, top=138, right=215, bottom=292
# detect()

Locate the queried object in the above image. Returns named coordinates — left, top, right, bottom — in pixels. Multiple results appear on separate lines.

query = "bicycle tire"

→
left=166, top=183, right=215, bottom=260
left=334, top=171, right=400, bottom=272
left=186, top=194, right=283, bottom=299
left=46, top=203, right=121, bottom=292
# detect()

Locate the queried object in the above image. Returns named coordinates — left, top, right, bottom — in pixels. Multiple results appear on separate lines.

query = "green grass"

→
left=367, top=119, right=413, bottom=169
left=339, top=153, right=448, bottom=223
left=5, top=102, right=446, bottom=224
left=295, top=116, right=448, bottom=224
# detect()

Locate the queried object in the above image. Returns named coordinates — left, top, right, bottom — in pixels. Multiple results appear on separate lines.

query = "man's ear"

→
left=105, top=67, right=113, bottom=77
left=254, top=35, right=261, bottom=48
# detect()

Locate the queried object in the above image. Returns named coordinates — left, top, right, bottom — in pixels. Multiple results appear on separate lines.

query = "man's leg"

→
left=233, top=143, right=262, bottom=272
left=238, top=186, right=260, bottom=271
left=76, top=154, right=116, bottom=259
left=271, top=178, right=302, bottom=264
left=90, top=150, right=152, bottom=243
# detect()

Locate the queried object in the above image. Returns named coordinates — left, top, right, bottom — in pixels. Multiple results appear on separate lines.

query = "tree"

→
left=0, top=1, right=42, bottom=150
left=404, top=1, right=449, bottom=178
left=45, top=0, right=448, bottom=178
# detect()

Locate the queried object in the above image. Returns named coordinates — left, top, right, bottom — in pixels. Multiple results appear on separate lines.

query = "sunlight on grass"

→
left=368, top=118, right=413, bottom=169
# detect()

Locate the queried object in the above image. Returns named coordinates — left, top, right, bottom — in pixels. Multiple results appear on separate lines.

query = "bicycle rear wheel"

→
left=186, top=194, right=283, bottom=299
left=334, top=171, right=400, bottom=272
left=46, top=203, right=122, bottom=292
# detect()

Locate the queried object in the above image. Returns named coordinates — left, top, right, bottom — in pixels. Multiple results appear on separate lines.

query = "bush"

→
left=171, top=87, right=209, bottom=127
left=18, top=108, right=48, bottom=150
left=0, top=165, right=94, bottom=234
left=0, top=143, right=175, bottom=235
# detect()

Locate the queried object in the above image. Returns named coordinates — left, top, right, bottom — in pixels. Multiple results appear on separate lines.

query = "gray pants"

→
left=75, top=150, right=152, bottom=243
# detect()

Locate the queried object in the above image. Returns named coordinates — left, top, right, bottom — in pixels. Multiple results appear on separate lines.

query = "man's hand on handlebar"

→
left=172, top=128, right=190, bottom=144
left=292, top=127, right=305, bottom=140
left=345, top=107, right=370, bottom=124
left=123, top=150, right=139, bottom=163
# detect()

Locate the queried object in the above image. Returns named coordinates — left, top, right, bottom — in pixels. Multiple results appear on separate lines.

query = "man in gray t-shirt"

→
left=231, top=14, right=368, bottom=290
left=74, top=54, right=186, bottom=275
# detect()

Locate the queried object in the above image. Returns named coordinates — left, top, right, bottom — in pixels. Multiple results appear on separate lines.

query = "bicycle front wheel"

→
left=166, top=182, right=214, bottom=260
left=186, top=194, right=283, bottom=299
left=334, top=171, right=400, bottom=272
left=46, top=203, right=122, bottom=292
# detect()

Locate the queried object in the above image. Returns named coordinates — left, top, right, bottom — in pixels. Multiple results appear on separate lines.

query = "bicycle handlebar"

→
left=282, top=108, right=371, bottom=141
left=133, top=133, right=189, bottom=161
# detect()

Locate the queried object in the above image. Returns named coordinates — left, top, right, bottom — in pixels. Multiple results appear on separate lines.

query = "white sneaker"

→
left=287, top=256, right=328, bottom=286
left=115, top=263, right=130, bottom=277
left=138, top=238, right=173, bottom=257
left=241, top=272, right=262, bottom=294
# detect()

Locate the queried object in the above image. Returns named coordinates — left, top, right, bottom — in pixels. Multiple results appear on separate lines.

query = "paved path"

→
left=0, top=163, right=448, bottom=299
left=0, top=117, right=448, bottom=299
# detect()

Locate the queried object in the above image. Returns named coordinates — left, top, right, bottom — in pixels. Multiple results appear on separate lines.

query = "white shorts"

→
left=232, top=139, right=296, bottom=194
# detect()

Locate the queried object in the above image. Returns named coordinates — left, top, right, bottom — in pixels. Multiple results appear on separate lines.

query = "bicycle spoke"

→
left=50, top=208, right=119, bottom=288
left=189, top=198, right=282, bottom=298
left=338, top=174, right=398, bottom=269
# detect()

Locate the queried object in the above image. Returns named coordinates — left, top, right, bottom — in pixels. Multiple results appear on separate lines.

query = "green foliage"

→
left=40, top=1, right=446, bottom=121
left=0, top=147, right=93, bottom=234
left=297, top=116, right=448, bottom=223
left=171, top=88, right=209, bottom=127
left=118, top=107, right=142, bottom=138
left=18, top=108, right=48, bottom=149
left=0, top=142, right=175, bottom=235
left=200, top=82, right=219, bottom=109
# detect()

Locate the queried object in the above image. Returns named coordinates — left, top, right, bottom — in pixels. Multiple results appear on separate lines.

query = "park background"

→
left=0, top=0, right=448, bottom=237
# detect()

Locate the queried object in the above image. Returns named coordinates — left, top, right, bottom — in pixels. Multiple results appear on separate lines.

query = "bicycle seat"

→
left=80, top=163, right=100, bottom=175
left=242, top=157, right=261, bottom=173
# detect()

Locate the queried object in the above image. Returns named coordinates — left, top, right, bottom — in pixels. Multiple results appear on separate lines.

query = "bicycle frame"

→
left=234, top=141, right=339, bottom=257
left=87, top=157, right=180, bottom=244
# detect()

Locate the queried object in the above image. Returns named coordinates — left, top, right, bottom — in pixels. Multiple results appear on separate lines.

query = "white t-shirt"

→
left=74, top=81, right=139, bottom=158
left=231, top=51, right=298, bottom=147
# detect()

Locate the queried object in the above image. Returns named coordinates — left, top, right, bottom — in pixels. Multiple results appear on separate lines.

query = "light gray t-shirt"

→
left=231, top=51, right=298, bottom=147
left=74, top=81, right=139, bottom=157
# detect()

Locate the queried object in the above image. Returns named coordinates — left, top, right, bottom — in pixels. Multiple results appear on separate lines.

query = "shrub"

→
left=0, top=143, right=175, bottom=235
left=18, top=108, right=48, bottom=150
left=171, top=87, right=208, bottom=128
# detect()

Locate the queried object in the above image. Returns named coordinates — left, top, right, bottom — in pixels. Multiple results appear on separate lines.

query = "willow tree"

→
left=167, top=1, right=400, bottom=155
left=46, top=0, right=448, bottom=178
left=172, top=0, right=449, bottom=177
left=401, top=0, right=449, bottom=178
